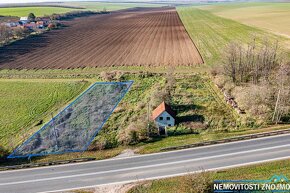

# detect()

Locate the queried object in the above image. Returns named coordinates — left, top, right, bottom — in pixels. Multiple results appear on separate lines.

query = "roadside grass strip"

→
left=8, top=81, right=133, bottom=158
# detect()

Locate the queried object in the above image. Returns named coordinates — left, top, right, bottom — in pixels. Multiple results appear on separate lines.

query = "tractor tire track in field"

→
left=0, top=7, right=203, bottom=69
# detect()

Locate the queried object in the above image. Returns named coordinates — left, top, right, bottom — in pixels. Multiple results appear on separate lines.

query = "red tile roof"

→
left=151, top=101, right=176, bottom=120
left=24, top=23, right=36, bottom=28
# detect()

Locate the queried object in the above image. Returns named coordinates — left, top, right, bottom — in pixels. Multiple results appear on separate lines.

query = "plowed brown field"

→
left=0, top=7, right=203, bottom=69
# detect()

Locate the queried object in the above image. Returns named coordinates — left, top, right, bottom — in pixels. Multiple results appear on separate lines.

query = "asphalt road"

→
left=1, top=133, right=290, bottom=193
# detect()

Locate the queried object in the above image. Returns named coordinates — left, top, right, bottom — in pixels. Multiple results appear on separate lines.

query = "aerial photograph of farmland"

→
left=0, top=0, right=289, bottom=192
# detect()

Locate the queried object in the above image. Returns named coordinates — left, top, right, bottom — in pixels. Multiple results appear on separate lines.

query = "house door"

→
left=159, top=126, right=166, bottom=135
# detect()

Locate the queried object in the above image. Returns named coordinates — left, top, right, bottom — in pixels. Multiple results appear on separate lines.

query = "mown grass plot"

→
left=8, top=81, right=133, bottom=158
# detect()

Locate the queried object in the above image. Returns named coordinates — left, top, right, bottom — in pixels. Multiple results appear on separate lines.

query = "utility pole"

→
left=272, top=89, right=281, bottom=124
left=147, top=101, right=150, bottom=137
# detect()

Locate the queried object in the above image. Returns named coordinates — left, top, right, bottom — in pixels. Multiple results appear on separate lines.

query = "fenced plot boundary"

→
left=8, top=81, right=133, bottom=159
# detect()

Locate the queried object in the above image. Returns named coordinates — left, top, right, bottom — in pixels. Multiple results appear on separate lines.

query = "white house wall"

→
left=154, top=111, right=175, bottom=127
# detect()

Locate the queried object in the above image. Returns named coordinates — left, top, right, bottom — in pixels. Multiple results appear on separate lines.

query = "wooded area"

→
left=220, top=38, right=290, bottom=124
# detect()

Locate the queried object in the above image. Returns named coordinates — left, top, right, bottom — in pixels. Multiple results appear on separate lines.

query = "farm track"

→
left=0, top=7, right=203, bottom=69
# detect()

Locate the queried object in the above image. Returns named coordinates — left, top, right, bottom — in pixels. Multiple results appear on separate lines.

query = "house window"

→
left=168, top=124, right=171, bottom=126
left=166, top=117, right=170, bottom=120
left=159, top=117, right=163, bottom=121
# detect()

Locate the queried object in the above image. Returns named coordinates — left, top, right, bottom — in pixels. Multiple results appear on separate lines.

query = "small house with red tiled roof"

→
left=151, top=101, right=176, bottom=135
left=36, top=21, right=44, bottom=28
left=23, top=22, right=36, bottom=29
left=37, top=17, right=51, bottom=26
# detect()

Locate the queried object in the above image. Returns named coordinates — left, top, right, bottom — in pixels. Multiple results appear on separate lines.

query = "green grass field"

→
left=62, top=2, right=162, bottom=11
left=0, top=79, right=89, bottom=150
left=0, top=7, right=79, bottom=17
left=197, top=3, right=290, bottom=38
left=176, top=7, right=289, bottom=65
left=0, top=2, right=162, bottom=17
left=128, top=159, right=290, bottom=193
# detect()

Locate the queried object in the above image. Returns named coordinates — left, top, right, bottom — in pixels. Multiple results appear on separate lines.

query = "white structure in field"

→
left=151, top=101, right=176, bottom=135
left=20, top=17, right=28, bottom=24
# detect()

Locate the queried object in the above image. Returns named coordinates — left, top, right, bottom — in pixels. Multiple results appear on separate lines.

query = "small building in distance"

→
left=23, top=22, right=37, bottom=30
left=36, top=17, right=51, bottom=27
left=36, top=21, right=44, bottom=29
left=4, top=22, right=19, bottom=27
left=19, top=17, right=28, bottom=24
left=17, top=16, right=54, bottom=30
left=151, top=101, right=176, bottom=135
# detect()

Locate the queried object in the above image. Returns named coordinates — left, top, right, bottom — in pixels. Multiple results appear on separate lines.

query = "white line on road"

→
left=1, top=143, right=290, bottom=186
left=39, top=155, right=290, bottom=193
left=1, top=131, right=290, bottom=174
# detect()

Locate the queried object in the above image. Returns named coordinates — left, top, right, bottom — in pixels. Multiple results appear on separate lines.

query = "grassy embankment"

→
left=128, top=159, right=290, bottom=193
left=176, top=6, right=290, bottom=65
left=197, top=2, right=290, bottom=38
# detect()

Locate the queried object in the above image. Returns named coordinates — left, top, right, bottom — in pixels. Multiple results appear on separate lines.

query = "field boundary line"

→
left=175, top=7, right=204, bottom=64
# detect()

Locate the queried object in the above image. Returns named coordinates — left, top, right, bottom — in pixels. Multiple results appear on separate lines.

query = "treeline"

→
left=0, top=4, right=84, bottom=9
left=0, top=25, right=30, bottom=45
left=219, top=38, right=290, bottom=124
left=223, top=38, right=279, bottom=85
left=50, top=10, right=108, bottom=20
left=0, top=16, right=19, bottom=22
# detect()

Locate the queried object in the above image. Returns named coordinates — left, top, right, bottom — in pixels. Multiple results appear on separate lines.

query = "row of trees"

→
left=222, top=38, right=290, bottom=124
left=0, top=25, right=11, bottom=44
left=224, top=38, right=279, bottom=85
left=50, top=11, right=97, bottom=21
left=0, top=25, right=30, bottom=45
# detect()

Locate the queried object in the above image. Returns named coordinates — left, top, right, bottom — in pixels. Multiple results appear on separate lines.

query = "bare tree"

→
left=165, top=66, right=176, bottom=99
left=223, top=42, right=239, bottom=84
left=13, top=27, right=29, bottom=38
left=223, top=38, right=280, bottom=85
left=0, top=25, right=12, bottom=45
